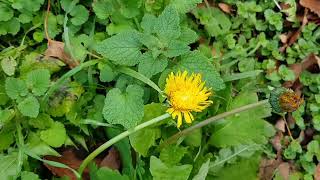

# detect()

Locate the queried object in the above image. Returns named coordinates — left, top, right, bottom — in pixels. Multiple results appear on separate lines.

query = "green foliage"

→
left=90, top=165, right=129, bottom=180
left=103, top=85, right=144, bottom=129
left=40, top=122, right=67, bottom=148
left=18, top=96, right=40, bottom=118
left=0, top=0, right=318, bottom=179
left=26, top=69, right=50, bottom=96
left=150, top=156, right=193, bottom=180
left=209, top=92, right=274, bottom=147
left=0, top=152, right=19, bottom=180
left=210, top=153, right=261, bottom=180
left=174, top=51, right=225, bottom=91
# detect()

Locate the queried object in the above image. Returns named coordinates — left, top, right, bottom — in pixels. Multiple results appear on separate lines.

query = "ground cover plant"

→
left=0, top=0, right=320, bottom=179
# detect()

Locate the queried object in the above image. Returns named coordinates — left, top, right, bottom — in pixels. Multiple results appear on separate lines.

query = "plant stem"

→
left=117, top=66, right=163, bottom=94
left=159, top=100, right=269, bottom=149
left=77, top=113, right=171, bottom=177
left=16, top=120, right=24, bottom=175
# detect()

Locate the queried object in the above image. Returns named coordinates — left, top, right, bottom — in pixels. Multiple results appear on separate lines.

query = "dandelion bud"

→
left=269, top=87, right=303, bottom=113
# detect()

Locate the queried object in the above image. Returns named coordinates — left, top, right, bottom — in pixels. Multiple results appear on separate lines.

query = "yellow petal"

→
left=183, top=111, right=192, bottom=124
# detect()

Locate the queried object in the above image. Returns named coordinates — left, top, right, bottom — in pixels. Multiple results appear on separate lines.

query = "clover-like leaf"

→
left=26, top=69, right=50, bottom=96
left=18, top=96, right=40, bottom=118
left=40, top=121, right=67, bottom=148
left=103, top=85, right=144, bottom=129
left=5, top=77, right=28, bottom=99
left=70, top=5, right=89, bottom=26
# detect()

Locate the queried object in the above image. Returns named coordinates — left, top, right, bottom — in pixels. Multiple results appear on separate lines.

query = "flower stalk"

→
left=77, top=113, right=171, bottom=177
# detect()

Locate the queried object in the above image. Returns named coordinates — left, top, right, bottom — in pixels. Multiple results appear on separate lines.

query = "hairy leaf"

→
left=103, top=85, right=144, bottom=129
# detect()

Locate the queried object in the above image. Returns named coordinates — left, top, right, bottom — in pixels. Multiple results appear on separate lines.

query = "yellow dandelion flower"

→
left=164, top=71, right=213, bottom=128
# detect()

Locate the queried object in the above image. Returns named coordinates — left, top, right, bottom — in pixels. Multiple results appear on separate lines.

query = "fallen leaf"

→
left=278, top=162, right=290, bottom=180
left=218, top=3, right=232, bottom=14
left=44, top=40, right=79, bottom=68
left=99, top=147, right=121, bottom=170
left=275, top=118, right=286, bottom=133
left=44, top=149, right=87, bottom=180
left=315, top=164, right=320, bottom=180
left=283, top=53, right=320, bottom=87
left=44, top=148, right=121, bottom=180
left=271, top=132, right=283, bottom=153
left=259, top=158, right=282, bottom=180
left=280, top=9, right=308, bottom=52
left=300, top=0, right=320, bottom=17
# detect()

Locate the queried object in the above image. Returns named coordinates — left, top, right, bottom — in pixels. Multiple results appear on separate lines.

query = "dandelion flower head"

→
left=164, top=71, right=213, bottom=128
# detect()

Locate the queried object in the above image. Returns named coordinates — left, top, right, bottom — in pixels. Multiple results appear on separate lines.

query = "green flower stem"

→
left=77, top=113, right=171, bottom=177
left=159, top=99, right=269, bottom=149
left=16, top=120, right=24, bottom=175
left=117, top=66, right=163, bottom=94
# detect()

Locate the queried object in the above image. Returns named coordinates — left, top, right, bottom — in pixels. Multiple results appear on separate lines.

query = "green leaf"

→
left=129, top=103, right=166, bottom=156
left=174, top=51, right=225, bottom=91
left=150, top=156, right=193, bottom=180
left=210, top=153, right=261, bottom=180
left=0, top=109, right=15, bottom=125
left=0, top=83, right=9, bottom=105
left=1, top=57, right=17, bottom=76
left=0, top=130, right=14, bottom=151
left=138, top=52, right=168, bottom=78
left=25, top=132, right=60, bottom=156
left=18, top=96, right=40, bottom=118
left=70, top=5, right=89, bottom=26
left=209, top=92, right=275, bottom=147
left=5, top=77, right=28, bottom=99
left=155, top=6, right=180, bottom=40
left=90, top=167, right=130, bottom=180
left=28, top=113, right=54, bottom=129
left=118, top=0, right=142, bottom=18
left=283, top=140, right=302, bottom=160
left=209, top=144, right=261, bottom=174
left=0, top=18, right=20, bottom=36
left=92, top=0, right=114, bottom=19
left=95, top=31, right=142, bottom=66
left=11, top=0, right=44, bottom=12
left=0, top=152, right=19, bottom=180
left=184, top=128, right=202, bottom=147
left=98, top=63, right=117, bottom=83
left=40, top=121, right=67, bottom=148
left=179, top=27, right=198, bottom=44
left=21, top=171, right=40, bottom=180
left=103, top=85, right=144, bottom=129
left=141, top=14, right=157, bottom=34
left=26, top=69, right=51, bottom=96
left=264, top=9, right=283, bottom=31
left=162, top=40, right=190, bottom=58
left=160, top=145, right=188, bottom=166
left=192, top=159, right=210, bottom=180
left=170, top=0, right=202, bottom=13
left=0, top=3, right=14, bottom=21
left=193, top=7, right=231, bottom=37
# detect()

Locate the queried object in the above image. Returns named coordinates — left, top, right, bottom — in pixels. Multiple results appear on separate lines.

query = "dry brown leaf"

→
left=315, top=164, right=320, bottom=180
left=271, top=132, right=283, bottom=152
left=278, top=163, right=290, bottom=180
left=300, top=0, right=320, bottom=17
left=284, top=53, right=320, bottom=87
left=44, top=149, right=87, bottom=180
left=99, top=147, right=121, bottom=170
left=218, top=3, right=232, bottom=14
left=44, top=148, right=121, bottom=180
left=275, top=118, right=286, bottom=133
left=280, top=9, right=308, bottom=52
left=259, top=158, right=282, bottom=180
left=44, top=40, right=79, bottom=68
